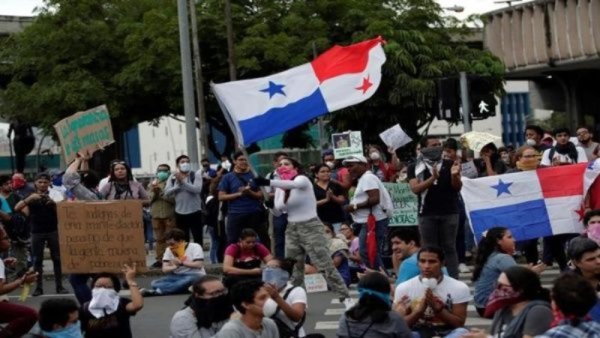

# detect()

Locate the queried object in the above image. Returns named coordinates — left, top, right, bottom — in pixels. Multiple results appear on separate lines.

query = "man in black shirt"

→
left=407, top=136, right=462, bottom=277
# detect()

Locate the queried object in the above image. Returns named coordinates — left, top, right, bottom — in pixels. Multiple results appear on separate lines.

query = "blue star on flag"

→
left=260, top=81, right=286, bottom=98
left=491, top=179, right=513, bottom=197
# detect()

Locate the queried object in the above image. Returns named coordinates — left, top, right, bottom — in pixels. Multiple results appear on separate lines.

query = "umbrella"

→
left=460, top=131, right=501, bottom=153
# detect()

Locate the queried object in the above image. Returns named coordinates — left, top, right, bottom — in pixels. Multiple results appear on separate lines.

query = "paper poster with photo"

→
left=379, top=124, right=412, bottom=151
left=332, top=131, right=363, bottom=159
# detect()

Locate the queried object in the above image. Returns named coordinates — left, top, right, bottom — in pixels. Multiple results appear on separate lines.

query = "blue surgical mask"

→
left=52, top=176, right=63, bottom=187
left=42, top=320, right=83, bottom=338
left=358, top=287, right=391, bottom=306
left=179, top=162, right=191, bottom=173
left=262, top=267, right=289, bottom=290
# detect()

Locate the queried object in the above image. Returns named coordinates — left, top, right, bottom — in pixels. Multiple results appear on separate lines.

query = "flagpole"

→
left=313, top=41, right=326, bottom=150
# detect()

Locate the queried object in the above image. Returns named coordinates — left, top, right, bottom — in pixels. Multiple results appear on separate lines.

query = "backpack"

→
left=271, top=286, right=305, bottom=338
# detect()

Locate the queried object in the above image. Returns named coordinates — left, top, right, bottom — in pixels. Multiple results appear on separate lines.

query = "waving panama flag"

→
left=461, top=162, right=600, bottom=242
left=211, top=37, right=386, bottom=146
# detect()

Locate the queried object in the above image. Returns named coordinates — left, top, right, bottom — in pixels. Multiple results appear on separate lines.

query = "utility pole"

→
left=177, top=0, right=200, bottom=168
left=459, top=71, right=472, bottom=133
left=224, top=0, right=236, bottom=80
left=188, top=0, right=209, bottom=159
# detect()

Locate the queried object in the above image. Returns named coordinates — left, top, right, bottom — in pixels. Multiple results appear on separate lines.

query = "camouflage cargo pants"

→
left=285, top=218, right=349, bottom=298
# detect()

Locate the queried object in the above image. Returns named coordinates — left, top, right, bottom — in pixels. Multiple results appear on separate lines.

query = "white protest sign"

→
left=304, top=273, right=328, bottom=293
left=460, top=160, right=479, bottom=178
left=332, top=131, right=363, bottom=159
left=379, top=124, right=412, bottom=151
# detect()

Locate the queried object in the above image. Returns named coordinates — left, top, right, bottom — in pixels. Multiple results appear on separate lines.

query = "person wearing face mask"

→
left=262, top=257, right=310, bottom=338
left=475, top=142, right=507, bottom=177
left=463, top=266, right=552, bottom=338
left=407, top=136, right=462, bottom=278
left=253, top=158, right=351, bottom=308
left=338, top=272, right=412, bottom=338
left=11, top=172, right=34, bottom=199
left=169, top=275, right=233, bottom=338
left=141, top=228, right=206, bottom=296
left=265, top=151, right=290, bottom=259
left=540, top=127, right=588, bottom=167
left=80, top=265, right=143, bottom=338
left=164, top=155, right=204, bottom=243
left=366, top=145, right=394, bottom=182
left=524, top=125, right=551, bottom=154
left=0, top=175, right=29, bottom=281
left=48, top=170, right=67, bottom=202
left=147, top=164, right=176, bottom=268
left=220, top=155, right=233, bottom=173
left=38, top=298, right=83, bottom=338
left=213, top=280, right=279, bottom=338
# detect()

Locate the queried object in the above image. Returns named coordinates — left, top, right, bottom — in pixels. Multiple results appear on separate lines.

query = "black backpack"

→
left=271, top=286, right=306, bottom=338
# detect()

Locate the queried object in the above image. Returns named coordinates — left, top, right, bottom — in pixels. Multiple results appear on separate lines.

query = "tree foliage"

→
left=0, top=0, right=504, bottom=158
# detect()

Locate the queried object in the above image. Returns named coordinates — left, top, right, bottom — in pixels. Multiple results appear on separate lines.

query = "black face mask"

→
left=186, top=294, right=233, bottom=329
left=421, top=146, right=443, bottom=162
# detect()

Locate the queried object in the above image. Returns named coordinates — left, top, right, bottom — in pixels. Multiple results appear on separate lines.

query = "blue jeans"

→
left=207, top=226, right=220, bottom=264
left=273, top=214, right=288, bottom=258
left=150, top=273, right=202, bottom=295
left=358, top=218, right=389, bottom=270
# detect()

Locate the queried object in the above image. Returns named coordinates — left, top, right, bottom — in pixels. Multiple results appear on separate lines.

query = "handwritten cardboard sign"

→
left=383, top=182, right=418, bottom=226
left=304, top=273, right=328, bottom=293
left=54, top=105, right=114, bottom=164
left=332, top=131, right=363, bottom=159
left=57, top=201, right=147, bottom=274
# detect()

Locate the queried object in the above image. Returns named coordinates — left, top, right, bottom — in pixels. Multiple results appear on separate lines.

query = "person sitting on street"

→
left=141, top=228, right=205, bottom=296
left=340, top=223, right=364, bottom=284
left=565, top=236, right=600, bottom=321
left=538, top=273, right=600, bottom=337
left=391, top=228, right=423, bottom=286
left=463, top=266, right=552, bottom=338
left=262, top=257, right=308, bottom=337
left=393, top=246, right=471, bottom=338
left=212, top=280, right=279, bottom=338
left=0, top=224, right=38, bottom=338
left=169, top=275, right=233, bottom=338
left=38, top=298, right=83, bottom=338
left=222, top=228, right=273, bottom=290
left=338, top=272, right=412, bottom=338
left=324, top=223, right=351, bottom=287
left=80, top=265, right=143, bottom=338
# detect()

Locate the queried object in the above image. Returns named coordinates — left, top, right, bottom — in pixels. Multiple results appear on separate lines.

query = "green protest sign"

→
left=382, top=182, right=418, bottom=226
left=54, top=105, right=114, bottom=164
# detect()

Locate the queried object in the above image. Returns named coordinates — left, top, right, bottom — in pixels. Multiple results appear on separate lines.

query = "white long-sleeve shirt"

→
left=270, top=175, right=318, bottom=223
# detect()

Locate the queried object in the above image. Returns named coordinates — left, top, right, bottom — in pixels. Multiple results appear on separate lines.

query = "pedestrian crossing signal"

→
left=469, top=76, right=497, bottom=120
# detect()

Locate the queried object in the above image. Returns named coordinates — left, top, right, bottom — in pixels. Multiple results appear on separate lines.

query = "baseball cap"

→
left=342, top=155, right=368, bottom=165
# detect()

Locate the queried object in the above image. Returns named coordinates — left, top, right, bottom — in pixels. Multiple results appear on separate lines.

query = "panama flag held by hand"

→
left=211, top=37, right=386, bottom=146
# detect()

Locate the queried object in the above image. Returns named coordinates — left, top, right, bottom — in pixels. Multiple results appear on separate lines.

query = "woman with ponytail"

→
left=472, top=227, right=545, bottom=317
left=464, top=266, right=553, bottom=338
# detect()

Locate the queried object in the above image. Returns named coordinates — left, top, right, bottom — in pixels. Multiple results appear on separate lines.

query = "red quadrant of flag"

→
left=310, top=36, right=383, bottom=84
left=537, top=163, right=586, bottom=198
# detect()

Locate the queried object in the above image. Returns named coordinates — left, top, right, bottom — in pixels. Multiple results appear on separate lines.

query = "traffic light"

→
left=469, top=75, right=497, bottom=120
left=434, top=77, right=461, bottom=122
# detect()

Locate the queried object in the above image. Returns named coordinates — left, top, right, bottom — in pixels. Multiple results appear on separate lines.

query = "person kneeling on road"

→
left=141, top=228, right=206, bottom=296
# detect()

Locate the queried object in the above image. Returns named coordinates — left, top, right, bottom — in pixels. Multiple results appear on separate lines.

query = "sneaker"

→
left=458, top=263, right=470, bottom=273
left=56, top=287, right=69, bottom=294
left=342, top=298, right=356, bottom=310
left=32, top=288, right=43, bottom=297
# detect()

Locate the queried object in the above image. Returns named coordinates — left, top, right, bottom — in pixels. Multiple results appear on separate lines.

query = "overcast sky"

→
left=0, top=0, right=533, bottom=18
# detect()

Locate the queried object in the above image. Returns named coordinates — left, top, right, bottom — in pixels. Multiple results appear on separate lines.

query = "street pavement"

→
left=5, top=261, right=562, bottom=338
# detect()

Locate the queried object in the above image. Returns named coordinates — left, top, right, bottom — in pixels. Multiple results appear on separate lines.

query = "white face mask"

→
left=397, top=173, right=407, bottom=182
left=369, top=152, right=381, bottom=161
left=421, top=277, right=438, bottom=290
left=325, top=161, right=335, bottom=169
left=179, top=162, right=191, bottom=173
left=526, top=138, right=537, bottom=146
left=89, top=288, right=120, bottom=318
left=222, top=160, right=232, bottom=171
left=262, top=298, right=278, bottom=317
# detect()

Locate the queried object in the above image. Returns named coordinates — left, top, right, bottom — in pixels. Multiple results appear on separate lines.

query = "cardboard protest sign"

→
left=332, top=131, right=363, bottom=159
left=54, top=105, right=114, bottom=164
left=304, top=273, right=328, bottom=293
left=379, top=124, right=412, bottom=151
left=383, top=182, right=418, bottom=226
left=57, top=201, right=147, bottom=274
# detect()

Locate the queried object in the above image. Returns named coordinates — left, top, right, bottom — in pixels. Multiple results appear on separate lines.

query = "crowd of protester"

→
left=0, top=124, right=598, bottom=337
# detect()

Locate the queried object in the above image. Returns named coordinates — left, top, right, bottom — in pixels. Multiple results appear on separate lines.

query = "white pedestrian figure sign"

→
left=479, top=100, right=489, bottom=114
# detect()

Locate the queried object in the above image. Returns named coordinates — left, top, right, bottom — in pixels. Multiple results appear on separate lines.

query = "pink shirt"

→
left=224, top=243, right=270, bottom=263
